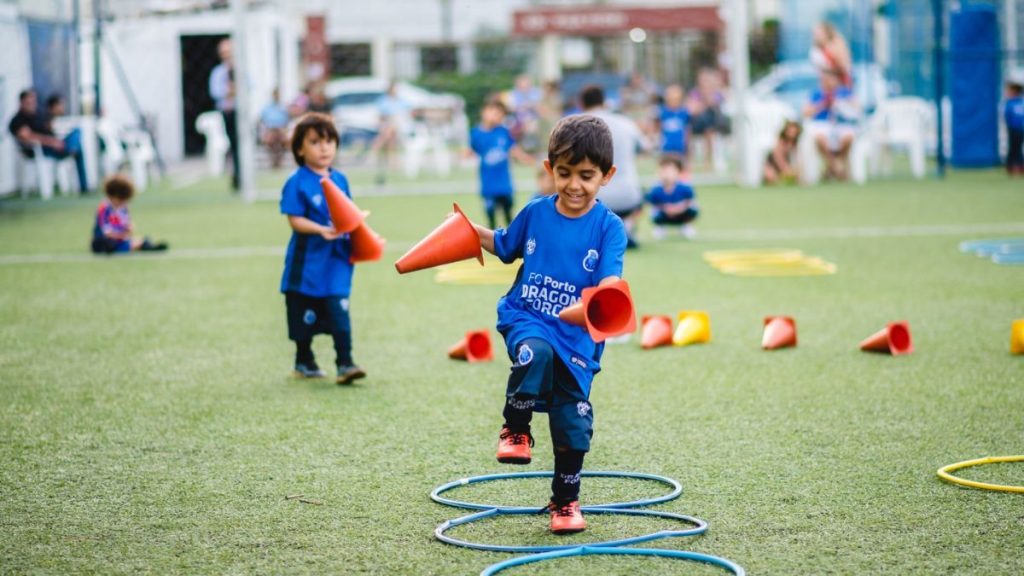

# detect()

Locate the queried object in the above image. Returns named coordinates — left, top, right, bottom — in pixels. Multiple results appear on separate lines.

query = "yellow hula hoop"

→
left=937, top=455, right=1024, bottom=493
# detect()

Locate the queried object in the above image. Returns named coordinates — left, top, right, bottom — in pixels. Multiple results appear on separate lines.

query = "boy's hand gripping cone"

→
left=320, top=178, right=365, bottom=233
left=640, top=315, right=673, bottom=349
left=1012, top=319, right=1024, bottom=355
left=447, top=330, right=494, bottom=363
left=762, top=316, right=797, bottom=350
left=558, top=279, right=637, bottom=343
left=348, top=223, right=386, bottom=264
left=395, top=203, right=484, bottom=274
left=859, top=321, right=913, bottom=355
left=672, top=311, right=711, bottom=347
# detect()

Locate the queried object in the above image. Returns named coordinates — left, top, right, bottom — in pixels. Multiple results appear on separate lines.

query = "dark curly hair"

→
left=103, top=174, right=135, bottom=201
left=547, top=114, right=613, bottom=174
left=290, top=112, right=339, bottom=166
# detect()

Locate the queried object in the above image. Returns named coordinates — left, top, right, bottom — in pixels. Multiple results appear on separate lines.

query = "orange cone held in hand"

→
left=320, top=178, right=365, bottom=233
left=1011, top=319, right=1024, bottom=355
left=348, top=223, right=386, bottom=264
left=860, top=321, right=913, bottom=355
left=762, top=316, right=797, bottom=350
left=558, top=279, right=637, bottom=343
left=395, top=203, right=484, bottom=274
left=640, top=315, right=673, bottom=349
left=672, top=311, right=711, bottom=347
left=448, top=330, right=493, bottom=363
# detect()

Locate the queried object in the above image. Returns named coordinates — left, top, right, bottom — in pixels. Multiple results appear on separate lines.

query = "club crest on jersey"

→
left=516, top=343, right=534, bottom=366
left=577, top=401, right=591, bottom=417
left=582, top=249, right=600, bottom=272
left=340, top=298, right=349, bottom=311
left=312, top=194, right=323, bottom=207
left=526, top=238, right=536, bottom=255
left=303, top=309, right=317, bottom=325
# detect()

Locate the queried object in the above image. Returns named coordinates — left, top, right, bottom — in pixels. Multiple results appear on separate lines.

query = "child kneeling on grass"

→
left=470, top=115, right=627, bottom=534
left=279, top=113, right=365, bottom=385
left=646, top=154, right=699, bottom=240
left=91, top=174, right=168, bottom=254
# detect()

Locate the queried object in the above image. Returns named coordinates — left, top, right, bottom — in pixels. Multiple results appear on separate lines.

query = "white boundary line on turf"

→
left=1, top=222, right=1022, bottom=266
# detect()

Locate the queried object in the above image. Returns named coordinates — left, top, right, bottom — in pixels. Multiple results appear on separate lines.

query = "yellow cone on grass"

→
left=672, top=311, right=711, bottom=347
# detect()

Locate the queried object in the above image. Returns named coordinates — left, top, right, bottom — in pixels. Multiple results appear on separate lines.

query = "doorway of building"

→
left=180, top=34, right=228, bottom=156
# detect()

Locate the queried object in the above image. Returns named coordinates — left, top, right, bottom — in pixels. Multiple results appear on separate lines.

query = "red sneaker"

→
left=496, top=427, right=533, bottom=464
left=547, top=500, right=586, bottom=534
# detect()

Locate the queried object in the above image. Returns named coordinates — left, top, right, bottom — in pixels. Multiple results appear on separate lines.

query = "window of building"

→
left=330, top=43, right=371, bottom=77
left=420, top=45, right=458, bottom=74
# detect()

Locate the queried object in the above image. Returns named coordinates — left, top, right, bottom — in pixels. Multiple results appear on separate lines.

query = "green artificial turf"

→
left=1, top=165, right=1022, bottom=575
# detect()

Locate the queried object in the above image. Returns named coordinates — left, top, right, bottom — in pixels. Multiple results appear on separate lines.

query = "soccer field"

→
left=1, top=168, right=1022, bottom=575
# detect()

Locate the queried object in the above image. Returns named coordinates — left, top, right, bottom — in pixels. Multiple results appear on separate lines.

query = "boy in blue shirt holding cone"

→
left=471, top=114, right=627, bottom=534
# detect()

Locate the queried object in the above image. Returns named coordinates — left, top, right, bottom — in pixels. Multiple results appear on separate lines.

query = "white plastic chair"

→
left=121, top=129, right=156, bottom=191
left=196, top=111, right=229, bottom=177
left=14, top=142, right=77, bottom=200
left=95, top=119, right=127, bottom=177
left=740, top=99, right=793, bottom=187
left=798, top=120, right=870, bottom=185
left=866, top=97, right=930, bottom=179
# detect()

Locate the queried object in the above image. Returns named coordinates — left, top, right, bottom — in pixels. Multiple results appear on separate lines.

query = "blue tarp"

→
left=950, top=4, right=1000, bottom=167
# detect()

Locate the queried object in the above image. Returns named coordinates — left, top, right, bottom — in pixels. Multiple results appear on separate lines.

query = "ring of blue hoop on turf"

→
left=431, top=470, right=746, bottom=575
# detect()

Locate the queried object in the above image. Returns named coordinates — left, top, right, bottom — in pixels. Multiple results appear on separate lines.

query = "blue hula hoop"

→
left=480, top=545, right=746, bottom=576
left=430, top=470, right=683, bottom=512
left=435, top=506, right=708, bottom=553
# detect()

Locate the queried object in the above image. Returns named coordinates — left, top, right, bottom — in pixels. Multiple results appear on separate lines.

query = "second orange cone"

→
left=860, top=321, right=913, bottom=356
left=640, top=315, right=673, bottom=349
left=448, top=330, right=493, bottom=363
left=762, top=316, right=797, bottom=350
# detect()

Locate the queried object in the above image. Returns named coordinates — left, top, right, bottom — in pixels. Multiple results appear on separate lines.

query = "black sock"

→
left=551, top=449, right=585, bottom=504
left=295, top=339, right=314, bottom=366
left=332, top=331, right=353, bottom=367
left=502, top=395, right=535, bottom=433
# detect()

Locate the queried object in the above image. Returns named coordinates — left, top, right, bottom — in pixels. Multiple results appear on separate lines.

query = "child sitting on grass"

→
left=646, top=154, right=699, bottom=239
left=90, top=174, right=168, bottom=254
left=763, top=120, right=802, bottom=185
left=279, top=113, right=365, bottom=385
left=469, top=114, right=627, bottom=535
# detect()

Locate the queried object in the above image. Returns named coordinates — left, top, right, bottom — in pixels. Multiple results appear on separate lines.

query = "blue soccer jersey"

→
left=1005, top=96, right=1024, bottom=131
left=646, top=182, right=696, bottom=218
left=279, top=166, right=354, bottom=297
left=470, top=125, right=515, bottom=197
left=808, top=87, right=857, bottom=124
left=493, top=195, right=627, bottom=396
left=659, top=105, right=690, bottom=153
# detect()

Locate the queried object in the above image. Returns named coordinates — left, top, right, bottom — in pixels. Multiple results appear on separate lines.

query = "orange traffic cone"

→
left=672, top=311, right=711, bottom=347
left=558, top=279, right=637, bottom=343
left=395, top=203, right=483, bottom=274
left=762, top=316, right=797, bottom=350
left=448, top=330, right=493, bottom=363
left=321, top=178, right=365, bottom=233
left=640, top=315, right=673, bottom=349
left=1011, top=319, right=1024, bottom=355
left=348, top=223, right=386, bottom=264
left=860, top=321, right=913, bottom=355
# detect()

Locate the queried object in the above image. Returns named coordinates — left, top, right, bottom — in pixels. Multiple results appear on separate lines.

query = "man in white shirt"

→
left=208, top=38, right=239, bottom=190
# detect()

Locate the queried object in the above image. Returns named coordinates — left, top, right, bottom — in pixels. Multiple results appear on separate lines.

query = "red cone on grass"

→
left=860, top=321, right=913, bottom=356
left=762, top=316, right=797, bottom=350
left=558, top=279, right=637, bottom=343
left=640, top=315, right=673, bottom=349
left=448, top=330, right=493, bottom=363
left=320, top=178, right=365, bottom=233
left=348, top=223, right=386, bottom=264
left=395, top=203, right=483, bottom=274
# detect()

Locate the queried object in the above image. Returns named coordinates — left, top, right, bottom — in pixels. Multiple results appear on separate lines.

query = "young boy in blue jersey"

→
left=655, top=84, right=692, bottom=157
left=470, top=114, right=627, bottom=534
left=280, top=113, right=366, bottom=385
left=1004, top=79, right=1024, bottom=176
left=468, top=99, right=534, bottom=230
left=646, top=154, right=699, bottom=240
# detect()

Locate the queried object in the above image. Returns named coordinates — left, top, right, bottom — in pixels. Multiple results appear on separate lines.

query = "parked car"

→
left=323, top=77, right=466, bottom=143
left=748, top=61, right=895, bottom=117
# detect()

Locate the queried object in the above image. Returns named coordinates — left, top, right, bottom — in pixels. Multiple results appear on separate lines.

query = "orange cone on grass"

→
left=860, top=321, right=913, bottom=355
left=448, top=330, right=493, bottom=363
left=1011, top=319, right=1024, bottom=355
left=395, top=203, right=484, bottom=274
left=558, top=279, right=637, bottom=343
left=673, top=311, right=711, bottom=347
left=762, top=316, right=797, bottom=350
left=320, top=178, right=365, bottom=233
left=640, top=315, right=673, bottom=349
left=348, top=223, right=386, bottom=264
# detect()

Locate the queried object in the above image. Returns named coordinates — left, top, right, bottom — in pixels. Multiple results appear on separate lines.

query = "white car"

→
left=323, top=77, right=466, bottom=137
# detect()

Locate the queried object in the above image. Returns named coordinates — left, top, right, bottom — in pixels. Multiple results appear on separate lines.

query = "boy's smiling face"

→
left=545, top=157, right=616, bottom=218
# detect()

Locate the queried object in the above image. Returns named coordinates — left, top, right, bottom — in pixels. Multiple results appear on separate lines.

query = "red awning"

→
left=512, top=6, right=723, bottom=37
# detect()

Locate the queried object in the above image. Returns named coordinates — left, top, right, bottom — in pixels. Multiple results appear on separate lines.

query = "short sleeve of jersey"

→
left=493, top=203, right=530, bottom=264
left=280, top=175, right=305, bottom=216
left=645, top=184, right=666, bottom=204
left=676, top=183, right=695, bottom=202
left=595, top=213, right=626, bottom=281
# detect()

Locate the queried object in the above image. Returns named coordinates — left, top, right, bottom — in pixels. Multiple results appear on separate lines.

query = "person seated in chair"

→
left=7, top=88, right=89, bottom=193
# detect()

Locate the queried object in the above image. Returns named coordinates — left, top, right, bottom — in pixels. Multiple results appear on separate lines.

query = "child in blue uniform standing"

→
left=1004, top=79, right=1024, bottom=176
left=280, top=113, right=366, bottom=385
left=471, top=114, right=627, bottom=534
left=656, top=84, right=692, bottom=157
left=468, top=99, right=534, bottom=230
